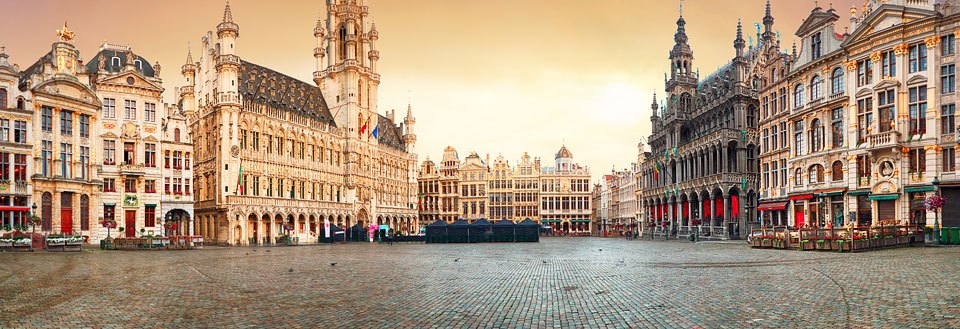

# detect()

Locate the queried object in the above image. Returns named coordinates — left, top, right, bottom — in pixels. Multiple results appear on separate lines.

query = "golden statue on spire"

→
left=57, top=21, right=75, bottom=41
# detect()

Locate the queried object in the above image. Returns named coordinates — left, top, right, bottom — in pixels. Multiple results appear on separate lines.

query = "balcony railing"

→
left=866, top=130, right=900, bottom=149
left=119, top=163, right=145, bottom=175
left=218, top=91, right=240, bottom=106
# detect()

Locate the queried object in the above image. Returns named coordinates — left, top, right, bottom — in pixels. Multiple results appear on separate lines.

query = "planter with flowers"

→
left=760, top=235, right=775, bottom=248
left=816, top=236, right=835, bottom=251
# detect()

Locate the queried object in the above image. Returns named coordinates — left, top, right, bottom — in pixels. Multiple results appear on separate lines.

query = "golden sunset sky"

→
left=1, top=0, right=860, bottom=181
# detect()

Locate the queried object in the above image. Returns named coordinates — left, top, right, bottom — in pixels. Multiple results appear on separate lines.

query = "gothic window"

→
left=338, top=25, right=348, bottom=60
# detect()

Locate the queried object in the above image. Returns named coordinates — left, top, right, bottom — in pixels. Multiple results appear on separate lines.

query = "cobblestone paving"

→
left=1, top=238, right=959, bottom=328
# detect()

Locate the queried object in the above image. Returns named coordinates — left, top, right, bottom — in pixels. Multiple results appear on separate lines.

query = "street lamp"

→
left=30, top=202, right=37, bottom=251
left=933, top=177, right=942, bottom=246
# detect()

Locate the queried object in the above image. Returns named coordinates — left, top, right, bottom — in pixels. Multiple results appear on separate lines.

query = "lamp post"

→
left=933, top=177, right=942, bottom=246
left=30, top=202, right=37, bottom=251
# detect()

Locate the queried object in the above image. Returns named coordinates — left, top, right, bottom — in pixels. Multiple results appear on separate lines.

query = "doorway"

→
left=60, top=192, right=73, bottom=234
left=125, top=210, right=136, bottom=237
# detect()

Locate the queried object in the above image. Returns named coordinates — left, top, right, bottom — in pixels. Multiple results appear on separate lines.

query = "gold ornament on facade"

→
left=893, top=44, right=909, bottom=56
left=925, top=36, right=941, bottom=49
left=870, top=51, right=882, bottom=62
left=56, top=21, right=75, bottom=42
left=845, top=61, right=858, bottom=71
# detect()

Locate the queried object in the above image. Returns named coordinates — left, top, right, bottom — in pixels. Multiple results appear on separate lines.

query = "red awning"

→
left=757, top=202, right=788, bottom=211
left=0, top=206, right=30, bottom=211
left=789, top=194, right=814, bottom=201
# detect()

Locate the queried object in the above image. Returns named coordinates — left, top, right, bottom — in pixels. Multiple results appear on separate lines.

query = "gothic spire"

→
left=223, top=1, right=234, bottom=23
left=762, top=0, right=776, bottom=44
left=185, top=44, right=193, bottom=65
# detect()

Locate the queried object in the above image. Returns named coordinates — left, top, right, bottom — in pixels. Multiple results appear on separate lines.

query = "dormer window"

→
left=111, top=57, right=121, bottom=68
left=134, top=59, right=142, bottom=71
left=810, top=32, right=822, bottom=60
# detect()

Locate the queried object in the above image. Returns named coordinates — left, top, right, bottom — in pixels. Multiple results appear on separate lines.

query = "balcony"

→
left=218, top=91, right=240, bottom=106
left=865, top=130, right=901, bottom=151
left=119, top=163, right=145, bottom=176
left=215, top=54, right=241, bottom=71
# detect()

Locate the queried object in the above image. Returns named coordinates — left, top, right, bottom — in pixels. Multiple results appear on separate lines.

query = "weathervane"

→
left=57, top=21, right=75, bottom=41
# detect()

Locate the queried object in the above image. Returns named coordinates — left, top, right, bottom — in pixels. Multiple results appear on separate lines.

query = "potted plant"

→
left=816, top=236, right=832, bottom=251
left=761, top=235, right=774, bottom=248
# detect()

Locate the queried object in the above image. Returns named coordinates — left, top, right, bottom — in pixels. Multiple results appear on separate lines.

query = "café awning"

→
left=757, top=201, right=788, bottom=211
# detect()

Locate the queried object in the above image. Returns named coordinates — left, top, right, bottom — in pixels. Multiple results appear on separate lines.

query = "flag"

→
left=236, top=164, right=244, bottom=194
left=372, top=124, right=379, bottom=139
left=359, top=113, right=367, bottom=135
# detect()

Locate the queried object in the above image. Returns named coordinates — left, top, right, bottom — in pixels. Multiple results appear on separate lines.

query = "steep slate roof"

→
left=376, top=114, right=405, bottom=151
left=17, top=51, right=51, bottom=90
left=85, top=50, right=156, bottom=77
left=238, top=60, right=335, bottom=126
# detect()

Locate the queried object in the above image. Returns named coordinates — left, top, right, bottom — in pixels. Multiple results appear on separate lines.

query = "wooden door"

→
left=60, top=208, right=73, bottom=234
left=60, top=193, right=73, bottom=234
left=125, top=210, right=136, bottom=237
left=795, top=205, right=805, bottom=228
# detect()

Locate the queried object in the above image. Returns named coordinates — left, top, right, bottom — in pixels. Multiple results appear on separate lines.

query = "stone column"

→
left=723, top=196, right=731, bottom=237
left=698, top=198, right=704, bottom=226
left=270, top=217, right=276, bottom=245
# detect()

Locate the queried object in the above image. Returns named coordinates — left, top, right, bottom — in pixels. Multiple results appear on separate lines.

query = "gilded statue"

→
left=56, top=21, right=75, bottom=41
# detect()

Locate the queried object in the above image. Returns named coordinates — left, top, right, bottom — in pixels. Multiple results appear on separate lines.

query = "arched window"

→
left=80, top=194, right=90, bottom=231
left=111, top=57, right=121, bottom=67
left=338, top=25, right=348, bottom=60
left=794, top=84, right=805, bottom=108
left=810, top=119, right=823, bottom=153
left=795, top=168, right=803, bottom=187
left=809, top=164, right=824, bottom=183
left=174, top=128, right=181, bottom=142
left=134, top=59, right=142, bottom=71
left=810, top=75, right=822, bottom=100
left=0, top=88, right=6, bottom=108
left=831, top=68, right=844, bottom=95
left=832, top=161, right=844, bottom=181
left=16, top=97, right=24, bottom=110
left=41, top=192, right=53, bottom=231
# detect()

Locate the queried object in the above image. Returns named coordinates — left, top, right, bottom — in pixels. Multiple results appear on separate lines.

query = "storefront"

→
left=850, top=190, right=872, bottom=226
left=904, top=186, right=935, bottom=226
left=940, top=185, right=960, bottom=227
left=867, top=194, right=899, bottom=225
left=758, top=201, right=787, bottom=226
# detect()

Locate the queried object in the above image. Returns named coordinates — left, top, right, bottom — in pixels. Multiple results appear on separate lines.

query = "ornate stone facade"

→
left=0, top=46, right=32, bottom=229
left=87, top=43, right=168, bottom=240
left=186, top=2, right=418, bottom=245
left=419, top=146, right=591, bottom=234
left=4, top=27, right=196, bottom=243
left=638, top=7, right=762, bottom=240
left=760, top=0, right=960, bottom=229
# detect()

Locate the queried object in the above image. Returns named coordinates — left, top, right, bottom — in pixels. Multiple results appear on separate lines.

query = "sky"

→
left=0, top=0, right=860, bottom=182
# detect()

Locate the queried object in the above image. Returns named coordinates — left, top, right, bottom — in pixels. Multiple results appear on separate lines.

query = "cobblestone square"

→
left=2, top=238, right=959, bottom=328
